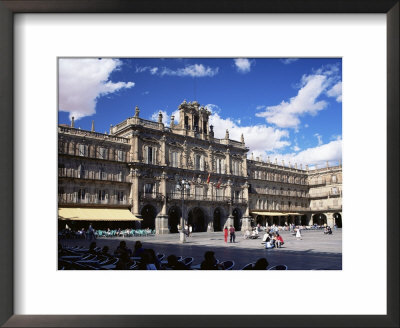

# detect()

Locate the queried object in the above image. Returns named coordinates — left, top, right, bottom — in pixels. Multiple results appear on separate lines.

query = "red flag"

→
left=206, top=173, right=211, bottom=184
left=216, top=178, right=222, bottom=189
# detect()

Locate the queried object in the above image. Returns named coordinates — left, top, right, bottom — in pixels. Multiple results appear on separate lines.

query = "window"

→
left=332, top=187, right=338, bottom=194
left=216, top=158, right=225, bottom=174
left=232, top=161, right=239, bottom=175
left=100, top=168, right=107, bottom=180
left=117, top=150, right=126, bottom=162
left=118, top=171, right=123, bottom=182
left=145, top=146, right=156, bottom=164
left=195, top=186, right=203, bottom=200
left=78, top=189, right=86, bottom=200
left=144, top=183, right=154, bottom=194
left=332, top=175, right=337, bottom=183
left=98, top=147, right=108, bottom=159
left=234, top=190, right=241, bottom=200
left=195, top=154, right=204, bottom=171
left=117, top=191, right=124, bottom=202
left=216, top=188, right=224, bottom=199
left=78, top=144, right=88, bottom=157
left=171, top=151, right=179, bottom=168
left=98, top=190, right=106, bottom=201
left=78, top=165, right=85, bottom=178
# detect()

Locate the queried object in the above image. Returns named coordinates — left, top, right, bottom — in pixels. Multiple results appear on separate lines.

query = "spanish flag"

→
left=206, top=173, right=210, bottom=184
left=216, top=178, right=222, bottom=189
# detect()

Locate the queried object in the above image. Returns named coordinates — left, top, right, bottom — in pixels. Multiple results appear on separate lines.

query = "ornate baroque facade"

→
left=58, top=101, right=342, bottom=234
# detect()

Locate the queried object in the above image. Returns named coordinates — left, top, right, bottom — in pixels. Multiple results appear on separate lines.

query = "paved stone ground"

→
left=60, top=228, right=342, bottom=270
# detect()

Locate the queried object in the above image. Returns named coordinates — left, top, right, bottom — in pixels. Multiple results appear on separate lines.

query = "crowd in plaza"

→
left=58, top=238, right=286, bottom=270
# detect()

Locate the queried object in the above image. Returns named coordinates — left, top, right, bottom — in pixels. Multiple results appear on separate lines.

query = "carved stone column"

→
left=130, top=168, right=141, bottom=222
left=241, top=181, right=252, bottom=231
left=156, top=171, right=169, bottom=234
left=326, top=212, right=334, bottom=228
left=131, top=130, right=139, bottom=162
left=226, top=148, right=231, bottom=175
left=160, top=135, right=167, bottom=166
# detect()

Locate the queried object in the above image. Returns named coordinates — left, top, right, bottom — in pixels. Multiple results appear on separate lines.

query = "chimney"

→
left=109, top=124, right=113, bottom=134
left=158, top=111, right=163, bottom=124
left=170, top=115, right=175, bottom=127
left=240, top=133, right=244, bottom=144
left=225, top=129, right=229, bottom=139
left=91, top=120, right=95, bottom=132
left=71, top=116, right=75, bottom=128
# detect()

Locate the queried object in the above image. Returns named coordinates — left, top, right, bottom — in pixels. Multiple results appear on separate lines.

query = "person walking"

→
left=224, top=226, right=228, bottom=243
left=229, top=225, right=236, bottom=243
left=296, top=226, right=302, bottom=240
left=189, top=225, right=193, bottom=237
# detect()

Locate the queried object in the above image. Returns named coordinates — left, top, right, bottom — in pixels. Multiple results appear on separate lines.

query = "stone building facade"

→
left=58, top=100, right=343, bottom=234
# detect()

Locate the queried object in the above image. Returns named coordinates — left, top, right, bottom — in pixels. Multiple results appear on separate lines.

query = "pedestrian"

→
left=224, top=226, right=228, bottom=243
left=88, top=223, right=95, bottom=240
left=296, top=227, right=302, bottom=240
left=189, top=225, right=192, bottom=237
left=229, top=225, right=235, bottom=243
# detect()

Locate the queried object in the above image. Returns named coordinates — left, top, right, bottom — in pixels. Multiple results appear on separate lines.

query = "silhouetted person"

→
left=166, top=255, right=187, bottom=270
left=253, top=258, right=269, bottom=270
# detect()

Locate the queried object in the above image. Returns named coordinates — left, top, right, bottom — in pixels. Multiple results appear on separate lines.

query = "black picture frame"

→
left=0, top=1, right=398, bottom=327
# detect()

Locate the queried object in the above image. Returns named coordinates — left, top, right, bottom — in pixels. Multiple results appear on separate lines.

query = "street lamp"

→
left=176, top=178, right=191, bottom=243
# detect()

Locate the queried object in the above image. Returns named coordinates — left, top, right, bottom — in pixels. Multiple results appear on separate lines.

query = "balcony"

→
left=329, top=191, right=341, bottom=197
left=309, top=192, right=329, bottom=199
left=308, top=180, right=326, bottom=186
left=167, top=193, right=230, bottom=202
left=139, top=192, right=164, bottom=201
left=58, top=168, right=131, bottom=183
left=58, top=194, right=132, bottom=207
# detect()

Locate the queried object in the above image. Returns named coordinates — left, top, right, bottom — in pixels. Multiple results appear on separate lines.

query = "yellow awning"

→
left=251, top=211, right=286, bottom=216
left=251, top=211, right=302, bottom=216
left=58, top=208, right=142, bottom=221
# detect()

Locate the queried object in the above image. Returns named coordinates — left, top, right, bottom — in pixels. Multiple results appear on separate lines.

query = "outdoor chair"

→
left=241, top=263, right=254, bottom=270
left=267, top=265, right=288, bottom=270
left=220, top=260, right=235, bottom=270
left=181, top=257, right=194, bottom=267
left=156, top=253, right=165, bottom=261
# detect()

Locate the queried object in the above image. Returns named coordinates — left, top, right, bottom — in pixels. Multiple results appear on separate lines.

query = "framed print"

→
left=0, top=1, right=398, bottom=327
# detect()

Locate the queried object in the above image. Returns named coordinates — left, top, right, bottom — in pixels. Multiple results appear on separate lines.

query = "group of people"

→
left=324, top=226, right=333, bottom=235
left=223, top=225, right=236, bottom=243
left=178, top=224, right=193, bottom=237
left=263, top=232, right=285, bottom=249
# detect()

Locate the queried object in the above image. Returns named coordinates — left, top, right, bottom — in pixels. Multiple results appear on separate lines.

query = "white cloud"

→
left=256, top=66, right=341, bottom=129
left=59, top=58, right=134, bottom=120
left=150, top=110, right=169, bottom=125
left=327, top=81, right=342, bottom=102
left=159, top=64, right=219, bottom=77
left=281, top=58, right=299, bottom=65
left=268, top=138, right=342, bottom=168
left=135, top=64, right=218, bottom=77
left=234, top=58, right=253, bottom=73
left=209, top=112, right=290, bottom=156
left=205, top=104, right=221, bottom=114
left=314, top=133, right=323, bottom=146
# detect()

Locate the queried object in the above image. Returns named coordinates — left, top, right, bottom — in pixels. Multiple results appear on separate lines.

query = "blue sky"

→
left=58, top=58, right=342, bottom=168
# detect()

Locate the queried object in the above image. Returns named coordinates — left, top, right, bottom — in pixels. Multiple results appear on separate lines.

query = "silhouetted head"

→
left=254, top=258, right=269, bottom=270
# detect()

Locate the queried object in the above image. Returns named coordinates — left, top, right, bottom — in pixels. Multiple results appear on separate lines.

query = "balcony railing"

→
left=310, top=205, right=342, bottom=211
left=167, top=193, right=231, bottom=202
left=252, top=206, right=309, bottom=212
left=58, top=126, right=129, bottom=143
left=58, top=194, right=132, bottom=206
left=308, top=180, right=327, bottom=186
left=59, top=168, right=131, bottom=183
left=139, top=192, right=164, bottom=201
left=253, top=190, right=309, bottom=198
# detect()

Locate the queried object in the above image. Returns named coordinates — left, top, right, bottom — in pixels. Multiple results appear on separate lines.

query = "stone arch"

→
left=188, top=207, right=206, bottom=232
left=168, top=205, right=181, bottom=233
left=232, top=207, right=242, bottom=230
left=312, top=213, right=327, bottom=226
left=213, top=207, right=224, bottom=232
left=140, top=204, right=157, bottom=229
left=334, top=212, right=342, bottom=228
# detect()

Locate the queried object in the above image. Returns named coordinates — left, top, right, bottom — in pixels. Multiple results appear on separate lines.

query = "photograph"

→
left=58, top=57, right=343, bottom=271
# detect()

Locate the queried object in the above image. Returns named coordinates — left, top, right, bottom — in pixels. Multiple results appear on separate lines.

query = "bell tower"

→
left=177, top=100, right=211, bottom=138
